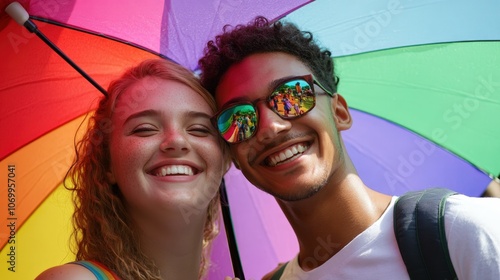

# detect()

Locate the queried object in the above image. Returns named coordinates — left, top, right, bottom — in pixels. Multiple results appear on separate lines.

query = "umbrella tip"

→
left=5, top=2, right=29, bottom=26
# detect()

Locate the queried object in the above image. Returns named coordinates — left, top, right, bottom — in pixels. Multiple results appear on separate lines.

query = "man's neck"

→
left=277, top=173, right=392, bottom=271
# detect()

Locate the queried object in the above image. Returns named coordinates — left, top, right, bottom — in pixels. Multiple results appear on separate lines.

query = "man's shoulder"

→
left=445, top=195, right=500, bottom=278
left=445, top=194, right=500, bottom=227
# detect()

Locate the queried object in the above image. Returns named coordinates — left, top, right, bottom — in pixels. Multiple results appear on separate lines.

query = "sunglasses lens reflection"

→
left=217, top=104, right=257, bottom=143
left=269, top=79, right=315, bottom=118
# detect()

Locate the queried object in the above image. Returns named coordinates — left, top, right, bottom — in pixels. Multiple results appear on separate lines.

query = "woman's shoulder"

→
left=35, top=263, right=96, bottom=280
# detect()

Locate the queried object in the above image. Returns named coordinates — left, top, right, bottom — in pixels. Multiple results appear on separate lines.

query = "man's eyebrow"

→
left=268, top=75, right=298, bottom=92
left=222, top=75, right=300, bottom=105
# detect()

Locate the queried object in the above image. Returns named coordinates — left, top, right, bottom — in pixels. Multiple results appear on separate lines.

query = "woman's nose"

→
left=159, top=129, right=189, bottom=153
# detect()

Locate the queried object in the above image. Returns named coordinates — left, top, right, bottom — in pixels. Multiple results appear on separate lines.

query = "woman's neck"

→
left=133, top=210, right=208, bottom=279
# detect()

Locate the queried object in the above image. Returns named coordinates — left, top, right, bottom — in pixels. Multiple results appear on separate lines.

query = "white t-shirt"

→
left=280, top=195, right=500, bottom=280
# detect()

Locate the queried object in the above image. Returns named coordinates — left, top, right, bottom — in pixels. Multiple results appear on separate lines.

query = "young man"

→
left=199, top=17, right=500, bottom=279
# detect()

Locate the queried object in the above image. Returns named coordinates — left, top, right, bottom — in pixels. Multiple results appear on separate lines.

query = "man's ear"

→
left=332, top=93, right=352, bottom=131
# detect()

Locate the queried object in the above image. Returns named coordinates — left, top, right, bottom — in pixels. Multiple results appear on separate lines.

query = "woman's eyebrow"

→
left=123, top=110, right=213, bottom=125
left=124, top=109, right=159, bottom=124
left=185, top=111, right=213, bottom=120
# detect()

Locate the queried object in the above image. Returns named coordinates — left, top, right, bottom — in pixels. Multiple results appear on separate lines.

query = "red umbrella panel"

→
left=2, top=0, right=499, bottom=279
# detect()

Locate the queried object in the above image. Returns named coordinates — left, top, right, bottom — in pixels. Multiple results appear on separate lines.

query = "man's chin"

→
left=265, top=184, right=324, bottom=202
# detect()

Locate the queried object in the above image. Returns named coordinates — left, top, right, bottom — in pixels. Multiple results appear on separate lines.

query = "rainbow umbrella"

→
left=2, top=0, right=499, bottom=279
left=220, top=0, right=500, bottom=278
left=0, top=0, right=309, bottom=279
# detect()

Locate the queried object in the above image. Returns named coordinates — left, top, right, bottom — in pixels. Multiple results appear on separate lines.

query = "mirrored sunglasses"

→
left=212, top=74, right=334, bottom=144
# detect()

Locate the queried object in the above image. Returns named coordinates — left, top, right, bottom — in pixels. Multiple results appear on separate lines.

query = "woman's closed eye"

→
left=130, top=124, right=159, bottom=136
left=188, top=124, right=214, bottom=137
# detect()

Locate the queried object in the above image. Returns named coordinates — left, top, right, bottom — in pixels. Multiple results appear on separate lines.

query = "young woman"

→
left=36, top=58, right=230, bottom=279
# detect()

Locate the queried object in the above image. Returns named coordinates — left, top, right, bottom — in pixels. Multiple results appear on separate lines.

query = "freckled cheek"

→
left=195, top=140, right=226, bottom=170
left=109, top=140, right=150, bottom=179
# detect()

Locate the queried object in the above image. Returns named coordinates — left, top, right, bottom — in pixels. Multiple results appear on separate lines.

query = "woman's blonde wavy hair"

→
left=65, top=58, right=229, bottom=279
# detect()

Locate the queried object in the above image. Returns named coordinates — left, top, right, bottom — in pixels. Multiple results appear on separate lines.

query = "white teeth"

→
left=155, top=165, right=194, bottom=176
left=268, top=143, right=308, bottom=166
left=160, top=167, right=167, bottom=176
left=279, top=152, right=287, bottom=161
left=298, top=145, right=306, bottom=153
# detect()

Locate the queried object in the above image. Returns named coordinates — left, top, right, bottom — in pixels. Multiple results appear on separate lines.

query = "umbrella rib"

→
left=30, top=16, right=171, bottom=59
left=19, top=17, right=109, bottom=96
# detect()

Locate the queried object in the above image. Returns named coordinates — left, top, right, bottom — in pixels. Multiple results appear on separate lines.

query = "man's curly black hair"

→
left=198, top=16, right=339, bottom=97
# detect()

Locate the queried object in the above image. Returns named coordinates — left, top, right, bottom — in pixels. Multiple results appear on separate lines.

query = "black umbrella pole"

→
left=220, top=179, right=245, bottom=279
left=21, top=19, right=109, bottom=97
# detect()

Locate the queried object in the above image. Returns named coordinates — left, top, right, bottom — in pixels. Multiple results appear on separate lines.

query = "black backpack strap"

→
left=394, top=188, right=458, bottom=280
left=270, top=262, right=289, bottom=280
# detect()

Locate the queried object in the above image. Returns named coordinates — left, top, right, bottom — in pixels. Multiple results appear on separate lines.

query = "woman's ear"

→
left=332, top=93, right=352, bottom=131
left=232, top=157, right=241, bottom=170
left=106, top=170, right=116, bottom=185
left=223, top=156, right=232, bottom=174
left=221, top=144, right=233, bottom=173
